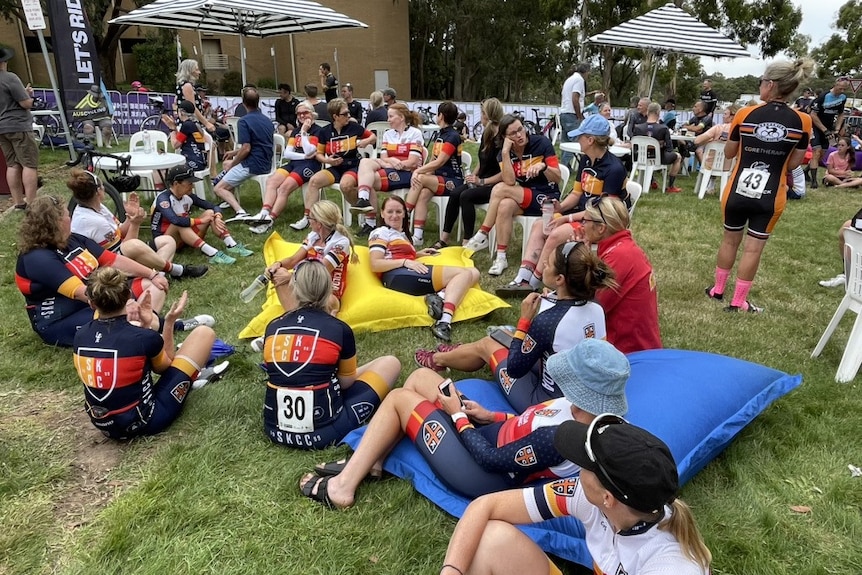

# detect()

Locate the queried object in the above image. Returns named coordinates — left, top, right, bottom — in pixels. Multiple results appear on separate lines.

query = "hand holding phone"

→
left=439, top=378, right=466, bottom=410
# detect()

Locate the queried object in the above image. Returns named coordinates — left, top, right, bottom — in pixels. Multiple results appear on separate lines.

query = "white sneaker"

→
left=179, top=314, right=216, bottom=331
left=819, top=273, right=846, bottom=288
left=290, top=215, right=309, bottom=230
left=488, top=254, right=509, bottom=276
left=249, top=221, right=273, bottom=234
left=250, top=336, right=265, bottom=353
left=218, top=201, right=231, bottom=209
left=412, top=235, right=424, bottom=247
left=192, top=360, right=230, bottom=389
left=465, top=233, right=489, bottom=251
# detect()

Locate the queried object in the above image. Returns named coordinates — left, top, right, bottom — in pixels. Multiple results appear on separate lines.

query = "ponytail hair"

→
left=86, top=267, right=131, bottom=314
left=555, top=241, right=617, bottom=300
left=309, top=200, right=359, bottom=264
left=388, top=102, right=421, bottom=127
left=660, top=499, right=712, bottom=570
left=763, top=58, right=815, bottom=100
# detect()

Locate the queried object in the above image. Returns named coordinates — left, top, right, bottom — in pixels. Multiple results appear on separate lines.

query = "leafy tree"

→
left=0, top=0, right=150, bottom=88
left=810, top=0, right=862, bottom=78
left=132, top=31, right=180, bottom=92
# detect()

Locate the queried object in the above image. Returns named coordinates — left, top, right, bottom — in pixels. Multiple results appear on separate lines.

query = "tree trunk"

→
left=637, top=51, right=654, bottom=96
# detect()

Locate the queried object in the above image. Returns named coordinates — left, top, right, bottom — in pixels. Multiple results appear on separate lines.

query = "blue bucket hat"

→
left=546, top=339, right=629, bottom=416
left=568, top=114, right=611, bottom=139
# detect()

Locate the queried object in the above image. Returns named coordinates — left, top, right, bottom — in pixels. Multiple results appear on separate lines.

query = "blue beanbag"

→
left=343, top=348, right=801, bottom=567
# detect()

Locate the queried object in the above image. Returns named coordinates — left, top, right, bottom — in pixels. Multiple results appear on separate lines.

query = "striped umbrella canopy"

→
left=587, top=3, right=750, bottom=59
left=110, top=0, right=367, bottom=84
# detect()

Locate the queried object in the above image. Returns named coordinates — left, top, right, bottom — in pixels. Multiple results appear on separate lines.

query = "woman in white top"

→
left=439, top=416, right=712, bottom=575
left=351, top=103, right=425, bottom=236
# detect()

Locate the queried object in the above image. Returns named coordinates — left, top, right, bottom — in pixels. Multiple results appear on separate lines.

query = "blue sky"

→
left=700, top=0, right=844, bottom=77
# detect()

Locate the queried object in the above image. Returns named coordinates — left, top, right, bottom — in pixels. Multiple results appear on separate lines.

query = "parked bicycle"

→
left=527, top=107, right=558, bottom=141
left=66, top=137, right=139, bottom=220
left=139, top=95, right=172, bottom=133
left=414, top=104, right=434, bottom=125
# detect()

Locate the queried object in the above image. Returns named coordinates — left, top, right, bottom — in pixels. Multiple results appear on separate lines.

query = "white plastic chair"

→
left=252, top=133, right=286, bottom=202
left=488, top=164, right=571, bottom=259
left=421, top=150, right=474, bottom=241
left=319, top=145, right=377, bottom=227
left=694, top=141, right=733, bottom=199
left=626, top=180, right=643, bottom=218
left=367, top=121, right=390, bottom=156
left=128, top=130, right=170, bottom=192
left=226, top=117, right=241, bottom=150
left=812, top=228, right=862, bottom=383
left=629, top=136, right=668, bottom=194
left=552, top=114, right=561, bottom=145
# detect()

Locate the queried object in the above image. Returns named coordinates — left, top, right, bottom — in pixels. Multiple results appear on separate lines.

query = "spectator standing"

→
left=0, top=47, right=37, bottom=209
left=213, top=88, right=275, bottom=217
left=319, top=63, right=338, bottom=102
left=793, top=87, right=815, bottom=113
left=559, top=62, right=589, bottom=166
left=365, top=91, right=387, bottom=125
left=341, top=83, right=363, bottom=123
left=807, top=75, right=850, bottom=188
left=274, top=83, right=300, bottom=135
left=304, top=84, right=330, bottom=122
left=700, top=78, right=719, bottom=115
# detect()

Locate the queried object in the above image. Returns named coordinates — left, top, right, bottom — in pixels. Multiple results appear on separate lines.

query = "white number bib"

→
left=736, top=168, right=769, bottom=199
left=276, top=387, right=314, bottom=433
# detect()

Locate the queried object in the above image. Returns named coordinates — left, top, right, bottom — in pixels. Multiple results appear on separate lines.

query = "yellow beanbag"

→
left=238, top=232, right=509, bottom=338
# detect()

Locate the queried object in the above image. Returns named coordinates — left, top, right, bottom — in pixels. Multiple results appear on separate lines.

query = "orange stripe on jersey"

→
left=488, top=346, right=509, bottom=374
left=337, top=355, right=358, bottom=378
left=74, top=353, right=148, bottom=390
left=58, top=276, right=85, bottom=299
left=151, top=349, right=171, bottom=373
left=264, top=332, right=342, bottom=366
left=405, top=400, right=438, bottom=441
left=64, top=249, right=100, bottom=281
left=383, top=141, right=423, bottom=159
left=542, top=477, right=579, bottom=516
left=326, top=134, right=358, bottom=156
left=432, top=140, right=457, bottom=158
left=513, top=156, right=545, bottom=178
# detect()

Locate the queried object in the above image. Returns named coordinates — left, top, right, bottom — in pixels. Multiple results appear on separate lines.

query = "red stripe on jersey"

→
left=74, top=353, right=148, bottom=390
left=15, top=273, right=32, bottom=295
left=264, top=332, right=342, bottom=366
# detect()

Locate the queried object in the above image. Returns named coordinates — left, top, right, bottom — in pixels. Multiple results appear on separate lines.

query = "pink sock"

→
left=712, top=267, right=731, bottom=296
left=731, top=279, right=752, bottom=309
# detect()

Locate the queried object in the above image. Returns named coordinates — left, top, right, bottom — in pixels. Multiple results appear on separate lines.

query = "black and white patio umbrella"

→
left=110, top=0, right=367, bottom=84
left=587, top=3, right=750, bottom=95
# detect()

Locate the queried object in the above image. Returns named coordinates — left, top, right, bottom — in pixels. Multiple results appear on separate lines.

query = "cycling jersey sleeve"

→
left=155, top=192, right=193, bottom=228
left=456, top=420, right=564, bottom=474
left=506, top=312, right=555, bottom=378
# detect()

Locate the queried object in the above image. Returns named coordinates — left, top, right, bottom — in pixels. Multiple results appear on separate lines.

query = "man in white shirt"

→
left=560, top=62, right=589, bottom=167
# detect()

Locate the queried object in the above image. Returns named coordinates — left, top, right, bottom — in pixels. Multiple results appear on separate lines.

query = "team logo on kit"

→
left=584, top=323, right=596, bottom=339
left=170, top=380, right=190, bottom=403
left=422, top=420, right=446, bottom=454
left=533, top=408, right=560, bottom=418
left=498, top=368, right=515, bottom=394
left=388, top=172, right=401, bottom=182
left=445, top=179, right=456, bottom=191
left=521, top=335, right=537, bottom=353
left=754, top=122, right=787, bottom=142
left=514, top=445, right=537, bottom=467
left=550, top=478, right=578, bottom=497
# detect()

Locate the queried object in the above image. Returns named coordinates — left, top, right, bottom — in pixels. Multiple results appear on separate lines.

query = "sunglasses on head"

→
left=587, top=196, right=609, bottom=225
left=560, top=240, right=583, bottom=277
left=585, top=413, right=630, bottom=503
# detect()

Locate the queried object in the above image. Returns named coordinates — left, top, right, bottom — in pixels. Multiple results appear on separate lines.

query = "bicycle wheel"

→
left=522, top=120, right=538, bottom=135
left=140, top=114, right=169, bottom=134
left=473, top=121, right=484, bottom=140
left=68, top=179, right=126, bottom=222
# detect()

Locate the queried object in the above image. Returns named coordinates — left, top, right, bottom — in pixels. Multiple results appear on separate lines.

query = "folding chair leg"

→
left=836, top=311, right=862, bottom=382
left=811, top=297, right=851, bottom=357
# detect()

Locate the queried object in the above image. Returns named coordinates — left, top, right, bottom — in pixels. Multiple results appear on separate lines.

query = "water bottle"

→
left=240, top=274, right=269, bottom=303
left=542, top=198, right=554, bottom=234
left=142, top=130, right=153, bottom=154
left=465, top=166, right=476, bottom=189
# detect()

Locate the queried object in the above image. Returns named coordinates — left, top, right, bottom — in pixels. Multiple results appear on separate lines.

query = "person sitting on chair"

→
left=632, top=102, right=682, bottom=193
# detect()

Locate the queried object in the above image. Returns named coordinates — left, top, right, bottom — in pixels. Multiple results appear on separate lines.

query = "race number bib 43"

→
left=736, top=168, right=769, bottom=199
left=275, top=387, right=314, bottom=433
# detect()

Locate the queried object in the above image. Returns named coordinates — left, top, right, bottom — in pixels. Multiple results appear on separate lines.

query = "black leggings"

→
left=442, top=183, right=494, bottom=238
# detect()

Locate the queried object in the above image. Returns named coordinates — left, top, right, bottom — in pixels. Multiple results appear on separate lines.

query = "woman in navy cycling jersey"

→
left=73, top=267, right=215, bottom=439
left=297, top=338, right=630, bottom=505
left=262, top=261, right=400, bottom=450
left=415, top=241, right=616, bottom=413
left=15, top=196, right=169, bottom=347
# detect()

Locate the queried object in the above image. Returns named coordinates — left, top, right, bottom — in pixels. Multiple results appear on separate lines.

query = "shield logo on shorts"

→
left=76, top=347, right=119, bottom=403
left=388, top=171, right=401, bottom=182
left=422, top=420, right=446, bottom=454
left=551, top=478, right=578, bottom=497
left=350, top=401, right=375, bottom=424
left=303, top=167, right=315, bottom=179
left=272, top=326, right=320, bottom=378
left=514, top=445, right=537, bottom=467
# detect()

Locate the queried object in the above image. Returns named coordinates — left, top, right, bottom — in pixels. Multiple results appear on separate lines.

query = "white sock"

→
left=358, top=189, right=370, bottom=201
left=224, top=236, right=238, bottom=248
left=413, top=228, right=424, bottom=240
left=496, top=250, right=507, bottom=260
left=528, top=273, right=542, bottom=289
left=201, top=243, right=218, bottom=257
left=515, top=267, right=532, bottom=283
left=366, top=216, right=376, bottom=227
left=169, top=263, right=184, bottom=277
left=440, top=312, right=453, bottom=324
left=260, top=208, right=270, bottom=218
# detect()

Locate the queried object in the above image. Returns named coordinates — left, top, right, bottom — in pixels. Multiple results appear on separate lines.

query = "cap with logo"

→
left=167, top=165, right=202, bottom=185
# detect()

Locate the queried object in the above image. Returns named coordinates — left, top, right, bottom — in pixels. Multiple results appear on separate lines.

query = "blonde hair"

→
left=309, top=200, right=358, bottom=264
left=18, top=196, right=67, bottom=253
left=292, top=261, right=332, bottom=310
left=658, top=499, right=712, bottom=570
left=85, top=267, right=131, bottom=314
left=481, top=98, right=504, bottom=153
left=296, top=101, right=317, bottom=120
left=175, top=59, right=199, bottom=85
left=369, top=91, right=384, bottom=109
left=763, top=58, right=815, bottom=100
left=584, top=196, right=630, bottom=235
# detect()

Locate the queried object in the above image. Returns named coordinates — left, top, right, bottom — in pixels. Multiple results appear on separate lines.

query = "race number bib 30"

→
left=276, top=387, right=314, bottom=432
left=736, top=168, right=769, bottom=199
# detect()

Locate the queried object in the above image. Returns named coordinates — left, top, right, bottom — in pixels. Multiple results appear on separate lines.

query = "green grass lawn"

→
left=1, top=144, right=860, bottom=574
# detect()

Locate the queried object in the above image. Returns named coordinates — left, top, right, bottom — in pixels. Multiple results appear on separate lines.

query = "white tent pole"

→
left=240, top=34, right=247, bottom=85
left=290, top=34, right=297, bottom=90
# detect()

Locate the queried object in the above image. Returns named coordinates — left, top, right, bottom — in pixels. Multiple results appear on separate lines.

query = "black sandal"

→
left=430, top=239, right=448, bottom=250
left=314, top=457, right=385, bottom=481
left=300, top=474, right=335, bottom=508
